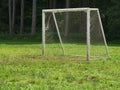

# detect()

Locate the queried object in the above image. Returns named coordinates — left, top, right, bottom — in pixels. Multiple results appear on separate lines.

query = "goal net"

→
left=42, top=8, right=109, bottom=60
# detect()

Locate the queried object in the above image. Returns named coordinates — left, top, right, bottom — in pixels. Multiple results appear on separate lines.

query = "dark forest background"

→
left=0, top=0, right=120, bottom=42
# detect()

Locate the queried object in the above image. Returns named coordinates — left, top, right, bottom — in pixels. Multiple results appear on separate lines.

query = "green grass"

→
left=0, top=41, right=120, bottom=90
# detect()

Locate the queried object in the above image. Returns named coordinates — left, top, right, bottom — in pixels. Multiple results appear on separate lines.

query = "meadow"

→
left=0, top=39, right=120, bottom=90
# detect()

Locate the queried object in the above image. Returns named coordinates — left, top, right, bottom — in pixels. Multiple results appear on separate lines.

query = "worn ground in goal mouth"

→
left=40, top=57, right=88, bottom=61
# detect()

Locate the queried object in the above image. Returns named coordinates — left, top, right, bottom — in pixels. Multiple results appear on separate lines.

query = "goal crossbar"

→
left=42, top=8, right=98, bottom=13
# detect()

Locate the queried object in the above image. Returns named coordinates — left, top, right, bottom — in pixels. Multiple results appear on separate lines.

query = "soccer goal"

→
left=42, top=8, right=109, bottom=60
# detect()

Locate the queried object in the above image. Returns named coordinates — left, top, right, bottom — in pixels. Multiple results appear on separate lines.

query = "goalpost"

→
left=42, top=8, right=109, bottom=60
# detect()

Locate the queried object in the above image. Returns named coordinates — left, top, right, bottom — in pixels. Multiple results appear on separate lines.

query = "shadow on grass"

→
left=108, top=44, right=120, bottom=47
left=0, top=40, right=120, bottom=47
left=0, top=41, right=41, bottom=45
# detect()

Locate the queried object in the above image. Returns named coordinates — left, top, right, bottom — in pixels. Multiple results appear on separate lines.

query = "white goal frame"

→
left=42, top=8, right=109, bottom=60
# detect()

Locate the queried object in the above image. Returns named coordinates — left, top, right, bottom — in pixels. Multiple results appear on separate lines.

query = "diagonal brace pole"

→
left=52, top=12, right=65, bottom=55
left=97, top=10, right=110, bottom=57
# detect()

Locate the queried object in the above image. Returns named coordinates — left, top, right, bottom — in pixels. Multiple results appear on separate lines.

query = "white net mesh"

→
left=43, top=9, right=108, bottom=60
left=90, top=10, right=107, bottom=59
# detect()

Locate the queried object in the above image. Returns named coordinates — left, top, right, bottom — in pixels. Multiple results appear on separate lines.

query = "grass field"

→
left=0, top=40, right=120, bottom=90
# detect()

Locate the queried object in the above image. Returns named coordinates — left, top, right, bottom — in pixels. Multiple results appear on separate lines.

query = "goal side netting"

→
left=42, top=8, right=109, bottom=60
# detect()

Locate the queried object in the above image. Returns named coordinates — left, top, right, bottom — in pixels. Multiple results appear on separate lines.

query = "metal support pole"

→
left=86, top=9, right=90, bottom=61
left=97, top=10, right=109, bottom=57
left=52, top=12, right=65, bottom=55
left=42, top=11, right=45, bottom=56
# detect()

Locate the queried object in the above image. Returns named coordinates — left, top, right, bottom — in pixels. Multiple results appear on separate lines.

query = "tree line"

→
left=0, top=0, right=120, bottom=40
